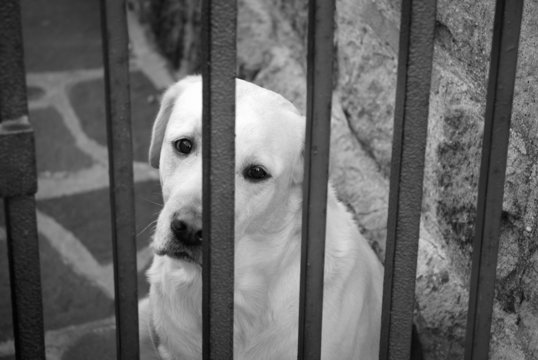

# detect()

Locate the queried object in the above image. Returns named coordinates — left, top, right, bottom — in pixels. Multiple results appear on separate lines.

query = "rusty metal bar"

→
left=0, top=0, right=28, bottom=122
left=464, top=1, right=524, bottom=359
left=99, top=0, right=139, bottom=358
left=379, top=0, right=436, bottom=359
left=4, top=196, right=44, bottom=360
left=200, top=0, right=237, bottom=359
left=297, top=0, right=335, bottom=359
left=0, top=1, right=45, bottom=359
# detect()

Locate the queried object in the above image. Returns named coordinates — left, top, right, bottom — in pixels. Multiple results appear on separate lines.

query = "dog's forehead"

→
left=167, top=81, right=203, bottom=134
left=166, top=78, right=304, bottom=152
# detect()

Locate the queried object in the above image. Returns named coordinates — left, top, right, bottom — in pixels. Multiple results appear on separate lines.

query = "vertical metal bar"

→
left=4, top=197, right=44, bottom=360
left=464, top=1, right=524, bottom=359
left=379, top=0, right=436, bottom=359
left=0, top=1, right=45, bottom=359
left=200, top=0, right=236, bottom=359
left=297, top=1, right=335, bottom=359
left=0, top=0, right=27, bottom=122
left=99, top=1, right=139, bottom=359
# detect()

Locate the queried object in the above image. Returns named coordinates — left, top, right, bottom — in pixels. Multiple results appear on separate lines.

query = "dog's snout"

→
left=171, top=218, right=202, bottom=246
left=171, top=219, right=187, bottom=235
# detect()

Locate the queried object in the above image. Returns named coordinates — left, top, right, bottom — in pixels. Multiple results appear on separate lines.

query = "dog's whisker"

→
left=141, top=197, right=164, bottom=207
left=137, top=219, right=158, bottom=237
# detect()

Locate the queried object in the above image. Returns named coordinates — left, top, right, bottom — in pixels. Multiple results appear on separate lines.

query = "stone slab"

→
left=21, top=0, right=103, bottom=72
left=27, top=86, right=46, bottom=102
left=0, top=216, right=114, bottom=342
left=61, top=328, right=116, bottom=360
left=39, top=237, right=114, bottom=333
left=68, top=71, right=160, bottom=163
left=36, top=180, right=162, bottom=265
left=29, top=107, right=94, bottom=174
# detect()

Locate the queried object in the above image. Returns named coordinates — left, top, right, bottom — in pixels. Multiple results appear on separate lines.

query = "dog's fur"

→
left=139, top=76, right=383, bottom=360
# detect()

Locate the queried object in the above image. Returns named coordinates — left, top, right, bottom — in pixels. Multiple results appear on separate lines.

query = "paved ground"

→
left=0, top=0, right=174, bottom=358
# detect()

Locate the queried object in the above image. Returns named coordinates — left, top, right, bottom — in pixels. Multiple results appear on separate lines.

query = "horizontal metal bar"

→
left=5, top=196, right=45, bottom=360
left=297, top=0, right=335, bottom=359
left=379, top=0, right=437, bottom=359
left=99, top=0, right=139, bottom=359
left=464, top=1, right=524, bottom=359
left=201, top=0, right=237, bottom=359
left=0, top=0, right=28, bottom=122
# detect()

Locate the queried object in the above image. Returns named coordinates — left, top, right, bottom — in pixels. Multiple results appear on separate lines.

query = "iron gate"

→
left=0, top=0, right=524, bottom=359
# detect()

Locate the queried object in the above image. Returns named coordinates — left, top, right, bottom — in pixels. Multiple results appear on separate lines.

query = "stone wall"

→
left=131, top=0, right=538, bottom=358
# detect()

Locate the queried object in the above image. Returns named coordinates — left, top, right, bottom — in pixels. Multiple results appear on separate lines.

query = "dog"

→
left=139, top=76, right=384, bottom=359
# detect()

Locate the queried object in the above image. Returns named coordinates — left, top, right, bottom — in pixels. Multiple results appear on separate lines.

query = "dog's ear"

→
left=149, top=76, right=200, bottom=169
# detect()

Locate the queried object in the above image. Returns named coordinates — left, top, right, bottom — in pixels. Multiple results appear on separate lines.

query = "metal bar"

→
left=0, top=122, right=38, bottom=199
left=297, top=0, right=335, bottom=359
left=464, top=1, right=524, bottom=359
left=99, top=1, right=139, bottom=359
left=0, top=1, right=45, bottom=359
left=379, top=0, right=436, bottom=359
left=0, top=0, right=28, bottom=123
left=200, top=0, right=236, bottom=359
left=5, top=196, right=45, bottom=360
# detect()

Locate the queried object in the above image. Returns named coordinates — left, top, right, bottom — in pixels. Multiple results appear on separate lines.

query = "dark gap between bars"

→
left=201, top=0, right=237, bottom=359
left=297, top=0, right=335, bottom=359
left=0, top=0, right=45, bottom=359
left=464, top=1, right=524, bottom=359
left=379, top=0, right=436, bottom=359
left=99, top=0, right=140, bottom=359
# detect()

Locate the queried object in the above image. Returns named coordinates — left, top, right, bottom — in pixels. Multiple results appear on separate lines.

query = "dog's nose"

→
left=170, top=219, right=202, bottom=246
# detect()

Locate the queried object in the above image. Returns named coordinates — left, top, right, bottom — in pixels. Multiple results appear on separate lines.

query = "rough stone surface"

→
left=130, top=0, right=201, bottom=77
left=134, top=0, right=538, bottom=358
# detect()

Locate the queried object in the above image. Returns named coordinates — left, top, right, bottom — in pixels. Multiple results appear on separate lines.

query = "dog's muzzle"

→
left=155, top=218, right=202, bottom=264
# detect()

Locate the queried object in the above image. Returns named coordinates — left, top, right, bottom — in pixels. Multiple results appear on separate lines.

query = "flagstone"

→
left=68, top=71, right=160, bottom=163
left=36, top=181, right=161, bottom=265
left=61, top=328, right=116, bottom=360
left=0, top=223, right=114, bottom=342
left=21, top=0, right=103, bottom=72
left=29, top=107, right=94, bottom=174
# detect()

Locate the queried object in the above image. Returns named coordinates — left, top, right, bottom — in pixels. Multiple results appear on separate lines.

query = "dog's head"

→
left=149, top=76, right=305, bottom=266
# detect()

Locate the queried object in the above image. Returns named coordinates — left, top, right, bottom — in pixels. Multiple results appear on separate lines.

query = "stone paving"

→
left=0, top=0, right=174, bottom=358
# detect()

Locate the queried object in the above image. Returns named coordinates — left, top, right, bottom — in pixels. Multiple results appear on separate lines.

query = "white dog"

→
left=139, top=76, right=383, bottom=360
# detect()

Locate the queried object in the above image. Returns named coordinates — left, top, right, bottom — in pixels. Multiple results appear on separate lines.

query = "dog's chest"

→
left=153, top=295, right=202, bottom=359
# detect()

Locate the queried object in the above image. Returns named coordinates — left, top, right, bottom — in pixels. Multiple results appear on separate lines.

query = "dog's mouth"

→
left=154, top=247, right=202, bottom=265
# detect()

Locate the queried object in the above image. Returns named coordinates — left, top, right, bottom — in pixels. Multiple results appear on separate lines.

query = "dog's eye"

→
left=174, top=138, right=193, bottom=155
left=243, top=165, right=270, bottom=182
